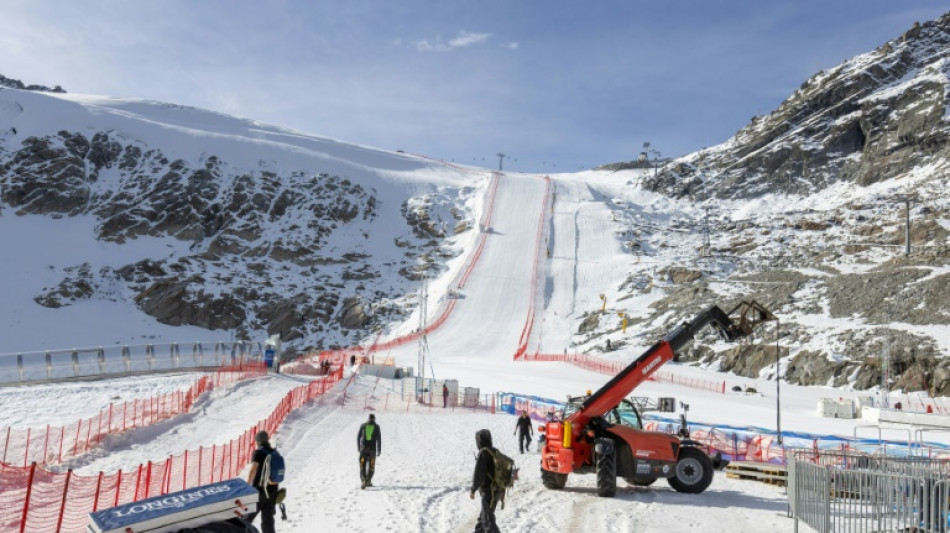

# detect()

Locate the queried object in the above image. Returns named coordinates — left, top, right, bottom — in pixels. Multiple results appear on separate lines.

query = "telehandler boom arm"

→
left=570, top=301, right=773, bottom=429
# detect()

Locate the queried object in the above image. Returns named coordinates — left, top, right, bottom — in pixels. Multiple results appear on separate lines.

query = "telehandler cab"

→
left=539, top=301, right=774, bottom=497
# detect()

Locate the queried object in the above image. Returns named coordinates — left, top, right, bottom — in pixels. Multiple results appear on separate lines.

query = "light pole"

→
left=496, top=153, right=506, bottom=171
left=775, top=318, right=782, bottom=445
left=896, top=195, right=915, bottom=256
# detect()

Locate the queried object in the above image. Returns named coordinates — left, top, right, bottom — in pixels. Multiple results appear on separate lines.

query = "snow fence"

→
left=0, top=363, right=265, bottom=469
left=0, top=366, right=343, bottom=533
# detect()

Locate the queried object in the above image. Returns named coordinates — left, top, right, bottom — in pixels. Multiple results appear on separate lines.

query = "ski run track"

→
left=5, top=171, right=892, bottom=532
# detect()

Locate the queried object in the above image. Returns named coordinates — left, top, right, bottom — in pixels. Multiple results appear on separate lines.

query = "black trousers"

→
left=246, top=490, right=276, bottom=533
left=474, top=490, right=500, bottom=533
left=518, top=431, right=532, bottom=453
left=360, top=449, right=376, bottom=482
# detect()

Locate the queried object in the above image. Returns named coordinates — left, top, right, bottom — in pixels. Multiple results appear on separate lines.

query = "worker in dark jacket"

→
left=470, top=429, right=500, bottom=533
left=514, top=410, right=533, bottom=453
left=357, top=413, right=381, bottom=489
left=245, top=430, right=278, bottom=533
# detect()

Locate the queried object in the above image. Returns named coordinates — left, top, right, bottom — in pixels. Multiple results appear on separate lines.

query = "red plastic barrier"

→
left=0, top=363, right=265, bottom=469
left=2, top=366, right=343, bottom=533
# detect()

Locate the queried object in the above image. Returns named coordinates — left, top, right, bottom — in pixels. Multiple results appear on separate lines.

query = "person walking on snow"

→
left=470, top=429, right=501, bottom=533
left=443, top=383, right=450, bottom=408
left=245, top=431, right=279, bottom=533
left=514, top=410, right=533, bottom=453
left=357, top=413, right=381, bottom=489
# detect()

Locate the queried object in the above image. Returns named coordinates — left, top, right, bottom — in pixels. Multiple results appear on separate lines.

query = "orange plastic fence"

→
left=520, top=352, right=728, bottom=395
left=1, top=366, right=342, bottom=533
left=0, top=364, right=265, bottom=469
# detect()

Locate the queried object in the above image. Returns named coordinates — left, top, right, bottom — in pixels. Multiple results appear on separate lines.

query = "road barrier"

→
left=788, top=449, right=950, bottom=532
left=0, top=367, right=343, bottom=533
left=0, top=341, right=263, bottom=386
left=0, top=363, right=265, bottom=469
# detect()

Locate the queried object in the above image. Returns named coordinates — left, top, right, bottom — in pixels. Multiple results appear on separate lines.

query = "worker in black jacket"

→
left=470, top=429, right=500, bottom=533
left=514, top=410, right=533, bottom=453
left=357, top=413, right=381, bottom=489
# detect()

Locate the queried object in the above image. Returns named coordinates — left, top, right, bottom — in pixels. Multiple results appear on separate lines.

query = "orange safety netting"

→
left=2, top=363, right=329, bottom=533
left=0, top=363, right=265, bottom=469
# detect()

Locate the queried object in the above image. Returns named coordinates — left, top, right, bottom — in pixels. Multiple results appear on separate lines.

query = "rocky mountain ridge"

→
left=589, top=12, right=950, bottom=394
left=0, top=91, right=478, bottom=356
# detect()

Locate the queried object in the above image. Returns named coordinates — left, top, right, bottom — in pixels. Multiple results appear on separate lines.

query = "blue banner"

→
left=497, top=392, right=564, bottom=421
left=88, top=478, right=258, bottom=533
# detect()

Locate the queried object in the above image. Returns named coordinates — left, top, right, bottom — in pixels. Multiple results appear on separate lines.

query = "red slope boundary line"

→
left=298, top=171, right=501, bottom=360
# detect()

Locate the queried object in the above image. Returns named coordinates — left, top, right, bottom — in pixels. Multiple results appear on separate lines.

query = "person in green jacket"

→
left=357, top=413, right=381, bottom=489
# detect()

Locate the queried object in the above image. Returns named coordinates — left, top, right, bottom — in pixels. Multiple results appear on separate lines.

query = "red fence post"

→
left=2, top=426, right=9, bottom=463
left=23, top=427, right=31, bottom=467
left=56, top=469, right=73, bottom=533
left=114, top=470, right=123, bottom=508
left=19, top=462, right=37, bottom=533
left=42, top=425, right=50, bottom=465
left=58, top=426, right=65, bottom=463
left=211, top=444, right=217, bottom=484
left=73, top=420, right=82, bottom=458
left=133, top=464, right=143, bottom=501
left=93, top=471, right=103, bottom=512
left=144, top=461, right=153, bottom=499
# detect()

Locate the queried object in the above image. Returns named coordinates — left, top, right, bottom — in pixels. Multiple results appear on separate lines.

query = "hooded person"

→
left=357, top=413, right=382, bottom=489
left=470, top=429, right=500, bottom=533
left=245, top=430, right=278, bottom=533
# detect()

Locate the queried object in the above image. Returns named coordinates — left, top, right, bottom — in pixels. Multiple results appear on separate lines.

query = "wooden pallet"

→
left=725, top=461, right=788, bottom=486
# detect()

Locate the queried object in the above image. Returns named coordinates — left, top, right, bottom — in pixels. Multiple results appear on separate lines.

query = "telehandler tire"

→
left=667, top=446, right=714, bottom=494
left=541, top=469, right=568, bottom=490
left=595, top=438, right=617, bottom=497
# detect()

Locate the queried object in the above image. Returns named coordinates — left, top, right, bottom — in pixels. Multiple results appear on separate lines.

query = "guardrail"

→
left=788, top=448, right=950, bottom=532
left=0, top=341, right=263, bottom=386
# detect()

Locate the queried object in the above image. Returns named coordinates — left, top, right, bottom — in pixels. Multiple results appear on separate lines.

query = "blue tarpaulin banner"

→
left=497, top=392, right=564, bottom=421
left=88, top=478, right=258, bottom=533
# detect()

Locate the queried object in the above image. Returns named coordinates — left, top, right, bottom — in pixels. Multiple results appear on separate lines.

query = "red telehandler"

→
left=539, top=301, right=774, bottom=497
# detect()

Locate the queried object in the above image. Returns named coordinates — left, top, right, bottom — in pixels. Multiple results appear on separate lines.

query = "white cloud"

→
left=411, top=30, right=492, bottom=52
left=448, top=31, right=490, bottom=48
left=502, top=42, right=519, bottom=50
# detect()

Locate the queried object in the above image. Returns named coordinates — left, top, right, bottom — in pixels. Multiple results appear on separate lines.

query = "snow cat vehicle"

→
left=539, top=301, right=774, bottom=497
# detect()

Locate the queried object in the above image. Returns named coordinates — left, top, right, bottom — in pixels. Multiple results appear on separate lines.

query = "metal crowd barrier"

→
left=788, top=448, right=950, bottom=532
left=0, top=341, right=263, bottom=385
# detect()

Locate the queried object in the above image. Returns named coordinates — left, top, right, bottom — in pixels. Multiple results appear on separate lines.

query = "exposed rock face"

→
left=0, top=124, right=475, bottom=351
left=0, top=74, right=65, bottom=93
left=588, top=13, right=950, bottom=394
left=642, top=12, right=950, bottom=201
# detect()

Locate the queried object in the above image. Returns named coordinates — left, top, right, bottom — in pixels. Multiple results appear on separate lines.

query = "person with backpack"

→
left=245, top=430, right=283, bottom=533
left=470, top=428, right=516, bottom=533
left=357, top=413, right=381, bottom=489
left=514, top=410, right=533, bottom=453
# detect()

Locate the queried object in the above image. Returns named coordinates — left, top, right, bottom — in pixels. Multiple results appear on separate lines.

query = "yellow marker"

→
left=563, top=421, right=572, bottom=449
left=622, top=317, right=628, bottom=334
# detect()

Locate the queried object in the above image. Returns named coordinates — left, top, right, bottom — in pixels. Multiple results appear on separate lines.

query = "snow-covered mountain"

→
left=0, top=83, right=483, bottom=355
left=1, top=11, right=949, bottom=395
left=592, top=12, right=950, bottom=393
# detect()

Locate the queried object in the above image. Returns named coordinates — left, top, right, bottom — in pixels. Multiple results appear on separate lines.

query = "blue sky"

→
left=1, top=1, right=947, bottom=173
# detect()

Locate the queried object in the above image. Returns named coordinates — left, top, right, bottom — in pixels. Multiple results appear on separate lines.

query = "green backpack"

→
left=483, top=447, right=518, bottom=508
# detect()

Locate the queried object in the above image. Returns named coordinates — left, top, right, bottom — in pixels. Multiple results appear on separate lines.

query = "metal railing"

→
left=788, top=448, right=950, bottom=532
left=0, top=341, right=263, bottom=385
